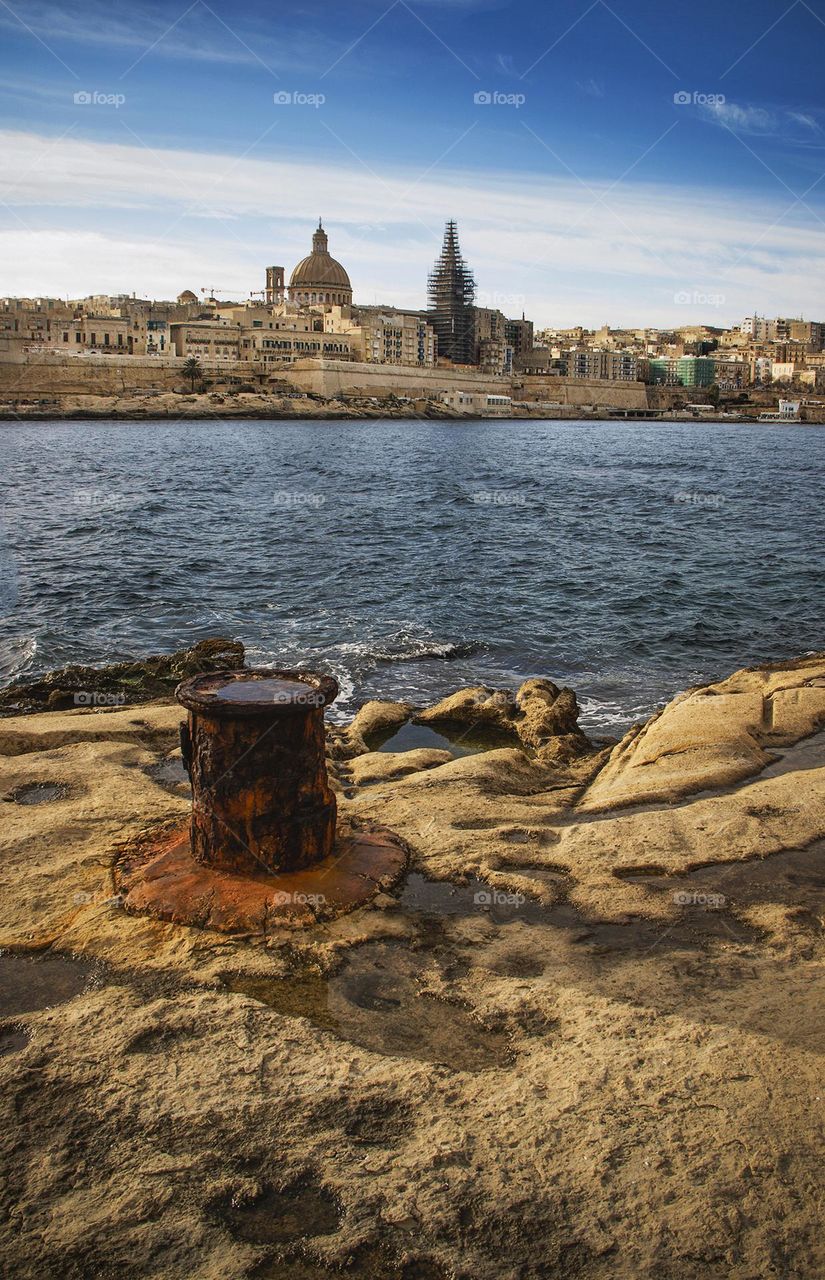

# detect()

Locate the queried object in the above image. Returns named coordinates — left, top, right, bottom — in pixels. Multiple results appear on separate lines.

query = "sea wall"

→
left=0, top=353, right=257, bottom=397
left=282, top=358, right=508, bottom=399
left=0, top=351, right=651, bottom=412
left=283, top=359, right=651, bottom=409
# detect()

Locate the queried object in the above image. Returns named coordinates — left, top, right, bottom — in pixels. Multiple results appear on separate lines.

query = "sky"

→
left=1, top=0, right=825, bottom=327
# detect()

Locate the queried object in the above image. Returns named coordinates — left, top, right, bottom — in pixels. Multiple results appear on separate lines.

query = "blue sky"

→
left=1, top=0, right=825, bottom=325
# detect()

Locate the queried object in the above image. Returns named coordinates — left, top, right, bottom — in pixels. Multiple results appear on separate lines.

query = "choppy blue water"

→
left=0, top=418, right=822, bottom=733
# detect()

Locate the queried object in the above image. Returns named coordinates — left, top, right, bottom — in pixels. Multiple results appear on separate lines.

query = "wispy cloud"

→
left=701, top=98, right=823, bottom=143
left=0, top=0, right=336, bottom=72
left=0, top=128, right=823, bottom=325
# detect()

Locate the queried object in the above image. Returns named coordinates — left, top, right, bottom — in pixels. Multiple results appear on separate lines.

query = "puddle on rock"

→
left=400, top=872, right=571, bottom=926
left=214, top=1179, right=340, bottom=1246
left=761, top=730, right=825, bottom=779
left=400, top=872, right=762, bottom=949
left=331, top=942, right=512, bottom=1069
left=222, top=970, right=337, bottom=1029
left=221, top=942, right=511, bottom=1072
left=619, top=841, right=825, bottom=926
left=0, top=1024, right=30, bottom=1055
left=223, top=866, right=772, bottom=1072
left=374, top=720, right=483, bottom=757
left=4, top=782, right=69, bottom=806
left=0, top=952, right=96, bottom=1018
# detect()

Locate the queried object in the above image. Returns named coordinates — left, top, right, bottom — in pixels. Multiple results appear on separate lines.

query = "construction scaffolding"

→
left=427, top=220, right=476, bottom=365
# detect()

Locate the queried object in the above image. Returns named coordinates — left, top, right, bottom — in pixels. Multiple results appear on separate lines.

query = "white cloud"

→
left=701, top=99, right=823, bottom=142
left=701, top=101, right=776, bottom=133
left=0, top=0, right=335, bottom=74
left=0, top=128, right=823, bottom=325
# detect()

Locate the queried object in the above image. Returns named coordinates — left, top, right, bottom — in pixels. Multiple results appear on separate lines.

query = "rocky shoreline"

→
left=0, top=388, right=810, bottom=424
left=1, top=646, right=824, bottom=1278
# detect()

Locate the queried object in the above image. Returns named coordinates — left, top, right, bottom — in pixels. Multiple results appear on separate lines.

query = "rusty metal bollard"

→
left=116, top=665, right=407, bottom=934
left=177, top=669, right=339, bottom=875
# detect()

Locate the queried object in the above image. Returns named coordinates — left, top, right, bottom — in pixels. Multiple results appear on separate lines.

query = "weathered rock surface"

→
left=0, top=654, right=823, bottom=1280
left=348, top=748, right=454, bottom=787
left=0, top=636, right=246, bottom=713
left=415, top=677, right=591, bottom=762
left=582, top=652, right=825, bottom=811
left=332, top=699, right=414, bottom=759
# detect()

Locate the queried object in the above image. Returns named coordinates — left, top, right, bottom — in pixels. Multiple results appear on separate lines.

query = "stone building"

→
left=325, top=305, right=436, bottom=366
left=169, top=321, right=241, bottom=360
left=505, top=317, right=533, bottom=360
left=567, top=348, right=639, bottom=381
left=472, top=307, right=513, bottom=375
left=287, top=221, right=352, bottom=307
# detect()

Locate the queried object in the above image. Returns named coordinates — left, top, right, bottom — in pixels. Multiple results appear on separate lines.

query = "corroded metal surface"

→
left=118, top=667, right=407, bottom=932
left=178, top=668, right=338, bottom=875
left=116, top=820, right=407, bottom=934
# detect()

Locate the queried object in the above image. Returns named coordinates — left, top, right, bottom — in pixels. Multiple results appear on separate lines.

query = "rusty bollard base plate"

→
left=115, top=822, right=408, bottom=935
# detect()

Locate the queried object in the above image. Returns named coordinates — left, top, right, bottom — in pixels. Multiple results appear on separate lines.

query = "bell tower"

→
left=265, top=265, right=285, bottom=304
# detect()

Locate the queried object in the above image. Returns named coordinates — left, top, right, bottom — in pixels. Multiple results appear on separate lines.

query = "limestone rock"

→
left=416, top=678, right=590, bottom=758
left=349, top=747, right=453, bottom=787
left=1, top=654, right=824, bottom=1279
left=327, top=700, right=414, bottom=761
left=416, top=686, right=518, bottom=735
left=581, top=651, right=825, bottom=811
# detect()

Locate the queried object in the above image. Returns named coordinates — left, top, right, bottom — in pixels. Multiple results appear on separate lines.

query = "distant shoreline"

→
left=0, top=409, right=817, bottom=426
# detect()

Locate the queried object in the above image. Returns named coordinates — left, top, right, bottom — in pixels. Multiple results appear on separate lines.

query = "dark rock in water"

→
left=0, top=637, right=245, bottom=714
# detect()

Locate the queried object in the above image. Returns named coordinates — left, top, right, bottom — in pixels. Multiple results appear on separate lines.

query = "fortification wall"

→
left=282, top=359, right=508, bottom=399
left=0, top=351, right=650, bottom=411
left=0, top=354, right=254, bottom=397
left=516, top=375, right=649, bottom=410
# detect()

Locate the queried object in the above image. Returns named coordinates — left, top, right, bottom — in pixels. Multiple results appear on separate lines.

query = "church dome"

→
left=288, top=222, right=352, bottom=301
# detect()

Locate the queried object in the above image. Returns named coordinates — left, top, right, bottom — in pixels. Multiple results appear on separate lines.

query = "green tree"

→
left=182, top=356, right=203, bottom=392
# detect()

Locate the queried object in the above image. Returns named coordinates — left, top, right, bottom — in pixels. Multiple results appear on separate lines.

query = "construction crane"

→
left=201, top=286, right=269, bottom=307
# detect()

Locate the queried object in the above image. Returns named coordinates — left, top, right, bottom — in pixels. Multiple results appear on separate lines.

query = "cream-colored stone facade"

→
left=324, top=305, right=435, bottom=366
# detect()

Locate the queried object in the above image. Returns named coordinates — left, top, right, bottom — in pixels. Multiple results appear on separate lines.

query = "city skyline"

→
left=1, top=0, right=825, bottom=323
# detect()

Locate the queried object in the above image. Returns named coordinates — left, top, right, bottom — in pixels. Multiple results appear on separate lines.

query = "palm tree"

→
left=182, top=356, right=202, bottom=392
